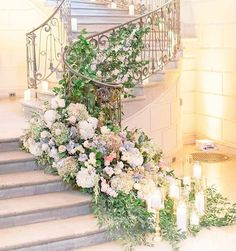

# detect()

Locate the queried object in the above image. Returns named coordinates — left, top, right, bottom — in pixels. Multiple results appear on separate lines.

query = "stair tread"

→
left=0, top=170, right=61, bottom=189
left=0, top=191, right=90, bottom=217
left=0, top=150, right=34, bottom=164
left=0, top=214, right=102, bottom=250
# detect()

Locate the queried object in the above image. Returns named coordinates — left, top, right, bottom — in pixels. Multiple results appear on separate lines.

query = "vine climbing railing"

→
left=26, top=0, right=71, bottom=90
left=62, top=0, right=180, bottom=125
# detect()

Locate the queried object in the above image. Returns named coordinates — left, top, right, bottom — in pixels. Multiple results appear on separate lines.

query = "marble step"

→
left=0, top=191, right=91, bottom=229
left=71, top=7, right=128, bottom=15
left=0, top=170, right=70, bottom=200
left=0, top=137, right=20, bottom=152
left=0, top=215, right=107, bottom=251
left=74, top=14, right=135, bottom=23
left=71, top=0, right=108, bottom=8
left=0, top=150, right=37, bottom=174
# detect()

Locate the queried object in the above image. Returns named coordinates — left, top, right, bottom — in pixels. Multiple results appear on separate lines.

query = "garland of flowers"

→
left=22, top=25, right=236, bottom=251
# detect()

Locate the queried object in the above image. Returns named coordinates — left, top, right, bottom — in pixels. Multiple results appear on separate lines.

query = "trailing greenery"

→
left=92, top=192, right=156, bottom=250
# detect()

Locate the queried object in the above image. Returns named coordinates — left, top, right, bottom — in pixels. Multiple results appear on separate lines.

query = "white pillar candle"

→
left=176, top=201, right=188, bottom=232
left=190, top=210, right=200, bottom=226
left=129, top=4, right=135, bottom=15
left=169, top=182, right=180, bottom=199
left=24, top=89, right=31, bottom=101
left=150, top=189, right=163, bottom=209
left=111, top=1, right=117, bottom=8
left=193, top=161, right=202, bottom=180
left=41, top=81, right=48, bottom=92
left=183, top=176, right=191, bottom=186
left=71, top=18, right=77, bottom=32
left=195, top=191, right=205, bottom=215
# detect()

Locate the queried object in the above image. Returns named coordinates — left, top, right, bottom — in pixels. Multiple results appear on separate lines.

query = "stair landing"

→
left=0, top=98, right=26, bottom=140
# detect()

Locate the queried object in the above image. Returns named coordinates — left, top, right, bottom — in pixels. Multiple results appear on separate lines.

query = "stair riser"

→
left=76, top=16, right=132, bottom=23
left=5, top=231, right=108, bottom=251
left=71, top=2, right=108, bottom=8
left=0, top=141, right=19, bottom=152
left=0, top=161, right=38, bottom=174
left=0, top=182, right=70, bottom=200
left=72, top=9, right=128, bottom=15
left=77, top=23, right=120, bottom=33
left=0, top=203, right=91, bottom=229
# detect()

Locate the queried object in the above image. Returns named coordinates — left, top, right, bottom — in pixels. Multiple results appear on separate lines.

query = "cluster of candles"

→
left=147, top=159, right=205, bottom=233
left=24, top=81, right=49, bottom=101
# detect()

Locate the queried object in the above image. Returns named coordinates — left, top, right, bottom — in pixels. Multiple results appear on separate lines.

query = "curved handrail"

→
left=63, top=0, right=180, bottom=89
left=26, top=0, right=68, bottom=36
left=26, top=0, right=71, bottom=90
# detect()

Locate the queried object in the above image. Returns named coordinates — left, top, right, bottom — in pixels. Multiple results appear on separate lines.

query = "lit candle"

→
left=183, top=176, right=191, bottom=186
left=71, top=18, right=77, bottom=32
left=190, top=210, right=200, bottom=226
left=193, top=161, right=202, bottom=180
left=176, top=201, right=188, bottom=232
left=111, top=1, right=117, bottom=8
left=195, top=191, right=205, bottom=215
left=169, top=182, right=180, bottom=199
left=150, top=188, right=164, bottom=209
left=24, top=89, right=31, bottom=101
left=41, top=81, right=48, bottom=92
left=129, top=4, right=135, bottom=15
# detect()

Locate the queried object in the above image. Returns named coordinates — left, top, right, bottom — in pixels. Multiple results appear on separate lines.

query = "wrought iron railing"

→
left=63, top=0, right=180, bottom=125
left=26, top=0, right=71, bottom=90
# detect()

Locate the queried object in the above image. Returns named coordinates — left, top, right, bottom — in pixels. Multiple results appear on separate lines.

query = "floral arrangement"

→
left=22, top=96, right=236, bottom=250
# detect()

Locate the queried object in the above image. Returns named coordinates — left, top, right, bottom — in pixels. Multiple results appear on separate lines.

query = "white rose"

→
left=40, top=130, right=49, bottom=139
left=58, top=145, right=67, bottom=153
left=58, top=98, right=65, bottom=108
left=134, top=183, right=141, bottom=190
left=100, top=126, right=111, bottom=135
left=68, top=116, right=77, bottom=124
left=55, top=128, right=61, bottom=136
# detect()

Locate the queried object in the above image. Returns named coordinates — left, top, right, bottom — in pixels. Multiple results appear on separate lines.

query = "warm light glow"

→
left=41, top=81, right=48, bottom=92
left=24, top=89, right=31, bottom=101
left=129, top=4, right=135, bottom=15
left=111, top=2, right=117, bottom=9
left=71, top=18, right=77, bottom=32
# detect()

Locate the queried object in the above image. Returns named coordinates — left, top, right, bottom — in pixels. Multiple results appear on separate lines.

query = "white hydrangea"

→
left=67, top=103, right=89, bottom=121
left=76, top=167, right=99, bottom=188
left=41, top=143, right=49, bottom=152
left=29, top=142, right=43, bottom=157
left=111, top=173, right=134, bottom=194
left=121, top=147, right=143, bottom=168
left=51, top=96, right=65, bottom=109
left=87, top=117, right=98, bottom=129
left=88, top=152, right=97, bottom=166
left=44, top=110, right=57, bottom=127
left=79, top=120, right=96, bottom=140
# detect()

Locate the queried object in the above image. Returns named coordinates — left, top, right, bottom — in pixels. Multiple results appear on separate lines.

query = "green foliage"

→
left=159, top=198, right=187, bottom=251
left=201, top=187, right=236, bottom=228
left=92, top=192, right=156, bottom=250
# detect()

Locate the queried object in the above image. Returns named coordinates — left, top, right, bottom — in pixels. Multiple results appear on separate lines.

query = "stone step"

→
left=0, top=170, right=69, bottom=199
left=71, top=7, right=128, bottom=15
left=77, top=22, right=123, bottom=33
left=0, top=137, right=20, bottom=152
left=0, top=150, right=37, bottom=174
left=0, top=215, right=107, bottom=251
left=74, top=14, right=135, bottom=23
left=0, top=191, right=91, bottom=229
left=71, top=0, right=108, bottom=8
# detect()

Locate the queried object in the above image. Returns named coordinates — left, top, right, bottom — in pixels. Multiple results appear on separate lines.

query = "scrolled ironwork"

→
left=63, top=0, right=180, bottom=125
left=26, top=0, right=71, bottom=90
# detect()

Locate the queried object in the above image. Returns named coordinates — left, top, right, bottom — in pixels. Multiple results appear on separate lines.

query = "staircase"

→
left=0, top=139, right=108, bottom=250
left=6, top=0, right=182, bottom=249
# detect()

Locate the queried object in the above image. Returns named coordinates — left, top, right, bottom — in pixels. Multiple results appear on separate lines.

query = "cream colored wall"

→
left=181, top=0, right=236, bottom=152
left=0, top=0, right=52, bottom=98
